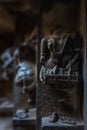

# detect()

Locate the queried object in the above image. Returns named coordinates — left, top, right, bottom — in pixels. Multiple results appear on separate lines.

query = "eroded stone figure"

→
left=40, top=31, right=82, bottom=83
left=40, top=30, right=82, bottom=122
left=14, top=42, right=36, bottom=118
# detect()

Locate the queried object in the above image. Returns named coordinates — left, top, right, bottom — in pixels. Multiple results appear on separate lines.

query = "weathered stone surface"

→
left=42, top=115, right=84, bottom=130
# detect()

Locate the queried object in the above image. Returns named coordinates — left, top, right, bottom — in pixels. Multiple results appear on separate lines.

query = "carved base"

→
left=13, top=116, right=36, bottom=126
left=42, top=125, right=84, bottom=130
left=13, top=108, right=36, bottom=127
left=42, top=116, right=84, bottom=130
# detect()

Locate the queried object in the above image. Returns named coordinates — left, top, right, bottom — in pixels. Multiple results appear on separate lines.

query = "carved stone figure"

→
left=40, top=31, right=82, bottom=122
left=40, top=31, right=82, bottom=83
left=14, top=42, right=36, bottom=118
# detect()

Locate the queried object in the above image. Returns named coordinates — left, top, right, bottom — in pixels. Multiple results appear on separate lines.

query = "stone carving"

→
left=14, top=42, right=36, bottom=119
left=40, top=32, right=82, bottom=84
left=40, top=31, right=83, bottom=122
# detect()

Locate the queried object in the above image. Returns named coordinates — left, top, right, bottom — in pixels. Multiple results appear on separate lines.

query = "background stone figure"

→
left=0, top=48, right=15, bottom=111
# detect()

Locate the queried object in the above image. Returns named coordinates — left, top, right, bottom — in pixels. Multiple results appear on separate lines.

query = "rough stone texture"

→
left=41, top=82, right=82, bottom=118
